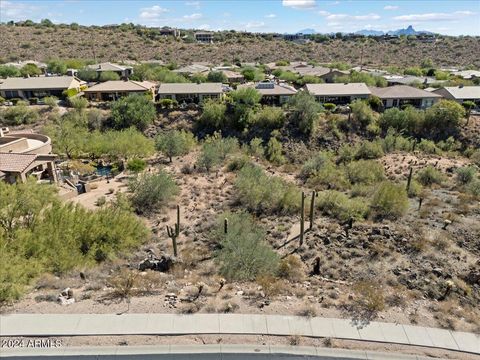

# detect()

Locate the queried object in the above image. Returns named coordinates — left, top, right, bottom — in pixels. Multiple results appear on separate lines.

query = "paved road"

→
left=0, top=344, right=446, bottom=359
left=1, top=314, right=479, bottom=354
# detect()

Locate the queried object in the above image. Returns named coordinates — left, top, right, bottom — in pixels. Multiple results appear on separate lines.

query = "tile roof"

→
left=84, top=80, right=155, bottom=92
left=239, top=82, right=297, bottom=96
left=305, top=83, right=371, bottom=96
left=369, top=85, right=442, bottom=99
left=158, top=83, right=223, bottom=94
left=433, top=86, right=480, bottom=99
left=0, top=76, right=82, bottom=91
left=0, top=153, right=37, bottom=173
left=87, top=62, right=132, bottom=72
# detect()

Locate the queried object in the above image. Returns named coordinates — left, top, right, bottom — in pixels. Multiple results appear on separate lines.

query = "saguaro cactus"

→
left=224, top=218, right=228, bottom=234
left=166, top=205, right=180, bottom=257
left=406, top=166, right=413, bottom=193
left=309, top=190, right=316, bottom=230
left=300, top=191, right=306, bottom=246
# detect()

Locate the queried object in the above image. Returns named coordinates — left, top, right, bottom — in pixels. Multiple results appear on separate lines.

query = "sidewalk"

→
left=1, top=314, right=478, bottom=354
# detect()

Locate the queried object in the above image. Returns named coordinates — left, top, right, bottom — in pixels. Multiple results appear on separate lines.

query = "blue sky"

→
left=1, top=0, right=479, bottom=35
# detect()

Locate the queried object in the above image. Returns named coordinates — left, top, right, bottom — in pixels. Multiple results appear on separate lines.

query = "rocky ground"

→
left=1, top=25, right=479, bottom=67
left=4, top=144, right=479, bottom=334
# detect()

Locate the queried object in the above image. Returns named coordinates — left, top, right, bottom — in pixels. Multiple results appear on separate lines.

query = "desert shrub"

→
left=407, top=180, right=423, bottom=198
left=253, top=106, right=285, bottom=128
left=346, top=160, right=385, bottom=185
left=301, top=152, right=332, bottom=178
left=379, top=107, right=424, bottom=134
left=353, top=280, right=385, bottom=313
left=158, top=98, right=177, bottom=109
left=199, top=99, right=227, bottom=128
left=307, top=163, right=349, bottom=190
left=43, top=96, right=58, bottom=108
left=248, top=137, right=264, bottom=158
left=455, top=166, right=476, bottom=185
left=416, top=166, right=445, bottom=186
left=354, top=140, right=384, bottom=160
left=265, top=137, right=285, bottom=164
left=367, top=95, right=382, bottom=111
left=68, top=96, right=88, bottom=110
left=288, top=91, right=323, bottom=135
left=95, top=196, right=106, bottom=207
left=212, top=211, right=279, bottom=281
left=128, top=171, right=178, bottom=214
left=155, top=130, right=196, bottom=162
left=316, top=190, right=369, bottom=221
left=197, top=134, right=238, bottom=172
left=471, top=150, right=480, bottom=166
left=381, top=129, right=415, bottom=153
left=111, top=94, right=156, bottom=131
left=350, top=100, right=376, bottom=128
left=87, top=109, right=104, bottom=130
left=126, top=158, right=147, bottom=173
left=467, top=179, right=480, bottom=197
left=422, top=100, right=465, bottom=140
left=337, top=144, right=356, bottom=164
left=229, top=87, right=262, bottom=129
left=0, top=101, right=39, bottom=125
left=323, top=103, right=336, bottom=112
left=0, top=181, right=148, bottom=303
left=370, top=181, right=409, bottom=220
left=99, top=71, right=120, bottom=81
left=277, top=255, right=304, bottom=281
left=235, top=163, right=300, bottom=214
left=417, top=139, right=440, bottom=154
left=227, top=155, right=250, bottom=172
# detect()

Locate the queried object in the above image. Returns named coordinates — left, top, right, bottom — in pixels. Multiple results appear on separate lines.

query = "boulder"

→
left=138, top=255, right=175, bottom=272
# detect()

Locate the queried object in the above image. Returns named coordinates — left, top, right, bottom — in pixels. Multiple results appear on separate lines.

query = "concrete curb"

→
left=1, top=314, right=479, bottom=354
left=0, top=344, right=441, bottom=359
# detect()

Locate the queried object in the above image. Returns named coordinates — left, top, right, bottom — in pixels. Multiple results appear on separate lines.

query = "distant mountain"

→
left=297, top=28, right=316, bottom=35
left=354, top=25, right=435, bottom=37
left=354, top=29, right=384, bottom=36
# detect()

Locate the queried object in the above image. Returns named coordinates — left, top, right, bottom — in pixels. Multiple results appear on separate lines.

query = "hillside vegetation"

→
left=1, top=24, right=479, bottom=67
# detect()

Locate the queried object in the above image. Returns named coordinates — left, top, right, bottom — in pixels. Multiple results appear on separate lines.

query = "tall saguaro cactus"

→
left=300, top=191, right=306, bottom=246
left=166, top=205, right=180, bottom=257
left=309, top=190, right=316, bottom=230
left=406, top=166, right=413, bottom=193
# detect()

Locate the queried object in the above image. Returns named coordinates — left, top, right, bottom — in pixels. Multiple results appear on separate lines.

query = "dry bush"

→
left=256, top=275, right=285, bottom=297
left=277, top=255, right=304, bottom=282
left=177, top=302, right=201, bottom=314
left=296, top=303, right=317, bottom=317
left=289, top=335, right=301, bottom=346
left=218, top=301, right=239, bottom=313
left=107, top=269, right=139, bottom=300
left=137, top=271, right=164, bottom=295
left=353, top=280, right=386, bottom=314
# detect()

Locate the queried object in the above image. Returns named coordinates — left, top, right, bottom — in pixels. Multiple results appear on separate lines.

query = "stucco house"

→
left=238, top=81, right=297, bottom=105
left=157, top=83, right=224, bottom=103
left=305, top=83, right=371, bottom=104
left=0, top=128, right=57, bottom=184
left=86, top=62, right=133, bottom=78
left=0, top=76, right=84, bottom=100
left=83, top=80, right=156, bottom=101
left=369, top=85, right=442, bottom=109
left=432, top=86, right=480, bottom=106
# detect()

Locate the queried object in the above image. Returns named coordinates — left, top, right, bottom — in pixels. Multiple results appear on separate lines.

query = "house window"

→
left=5, top=90, right=19, bottom=98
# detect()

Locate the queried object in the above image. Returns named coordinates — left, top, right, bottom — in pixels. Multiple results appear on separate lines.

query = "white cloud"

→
left=265, top=14, right=276, bottom=18
left=384, top=5, right=399, bottom=11
left=282, top=0, right=316, bottom=9
left=139, top=5, right=169, bottom=20
left=0, top=0, right=43, bottom=21
left=394, top=10, right=475, bottom=22
left=183, top=13, right=202, bottom=20
left=320, top=12, right=381, bottom=21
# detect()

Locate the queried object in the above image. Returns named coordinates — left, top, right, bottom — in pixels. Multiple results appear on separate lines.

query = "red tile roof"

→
left=0, top=153, right=37, bottom=172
